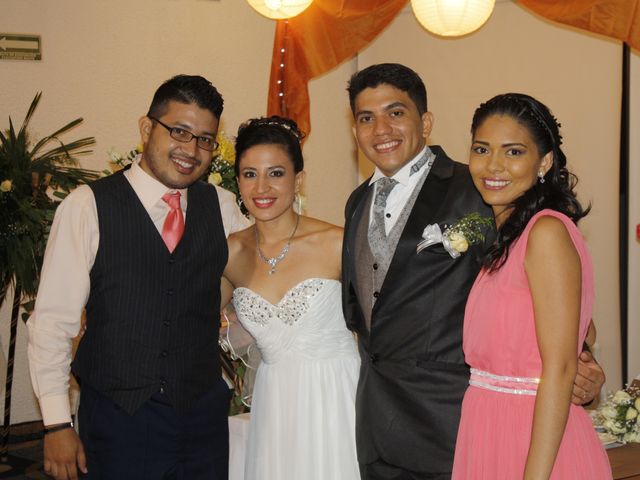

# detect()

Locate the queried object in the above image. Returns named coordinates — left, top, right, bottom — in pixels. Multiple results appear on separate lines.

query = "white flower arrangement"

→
left=592, top=384, right=640, bottom=444
left=417, top=212, right=493, bottom=258
left=107, top=144, right=141, bottom=168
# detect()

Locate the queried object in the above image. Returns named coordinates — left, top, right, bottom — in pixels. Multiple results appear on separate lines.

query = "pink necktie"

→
left=161, top=192, right=184, bottom=253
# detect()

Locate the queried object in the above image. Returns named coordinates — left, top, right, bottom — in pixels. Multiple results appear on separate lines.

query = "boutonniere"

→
left=417, top=213, right=493, bottom=258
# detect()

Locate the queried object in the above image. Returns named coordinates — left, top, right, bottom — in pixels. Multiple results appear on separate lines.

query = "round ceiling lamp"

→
left=247, top=0, right=313, bottom=20
left=411, top=0, right=496, bottom=37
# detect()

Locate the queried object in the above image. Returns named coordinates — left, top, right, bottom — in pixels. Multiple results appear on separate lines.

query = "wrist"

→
left=43, top=421, right=74, bottom=435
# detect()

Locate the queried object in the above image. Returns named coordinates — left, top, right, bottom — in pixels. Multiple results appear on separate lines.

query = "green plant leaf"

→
left=30, top=118, right=85, bottom=156
left=0, top=93, right=98, bottom=301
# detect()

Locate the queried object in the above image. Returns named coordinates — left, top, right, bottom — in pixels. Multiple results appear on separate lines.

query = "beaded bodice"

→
left=233, top=279, right=357, bottom=364
left=234, top=279, right=325, bottom=326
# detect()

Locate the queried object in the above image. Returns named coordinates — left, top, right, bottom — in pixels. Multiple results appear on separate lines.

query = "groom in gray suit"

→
left=341, top=63, right=604, bottom=480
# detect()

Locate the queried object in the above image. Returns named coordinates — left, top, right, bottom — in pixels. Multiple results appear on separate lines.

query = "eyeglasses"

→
left=148, top=116, right=219, bottom=152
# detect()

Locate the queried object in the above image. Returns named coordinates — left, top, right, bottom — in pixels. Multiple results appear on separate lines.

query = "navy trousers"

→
left=78, top=380, right=230, bottom=479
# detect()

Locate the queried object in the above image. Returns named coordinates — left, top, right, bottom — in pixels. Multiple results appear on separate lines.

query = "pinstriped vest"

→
left=72, top=171, right=227, bottom=415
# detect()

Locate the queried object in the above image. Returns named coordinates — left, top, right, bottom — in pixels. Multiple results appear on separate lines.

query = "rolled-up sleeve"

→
left=27, top=185, right=98, bottom=426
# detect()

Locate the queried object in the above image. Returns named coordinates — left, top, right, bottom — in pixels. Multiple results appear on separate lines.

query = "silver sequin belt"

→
left=469, top=368, right=540, bottom=396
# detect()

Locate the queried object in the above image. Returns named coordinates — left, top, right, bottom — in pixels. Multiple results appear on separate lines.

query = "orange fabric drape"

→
left=267, top=0, right=640, bottom=138
left=266, top=0, right=408, bottom=138
left=518, top=0, right=640, bottom=50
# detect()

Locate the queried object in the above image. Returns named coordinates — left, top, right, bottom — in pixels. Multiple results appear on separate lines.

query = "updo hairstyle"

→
left=234, top=116, right=305, bottom=176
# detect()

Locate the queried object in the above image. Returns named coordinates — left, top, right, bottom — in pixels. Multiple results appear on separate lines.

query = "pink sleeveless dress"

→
left=452, top=210, right=612, bottom=479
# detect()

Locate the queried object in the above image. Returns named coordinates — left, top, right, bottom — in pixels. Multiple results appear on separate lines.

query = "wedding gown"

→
left=233, top=278, right=361, bottom=480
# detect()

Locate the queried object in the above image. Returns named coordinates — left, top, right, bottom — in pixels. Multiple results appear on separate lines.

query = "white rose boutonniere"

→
left=417, top=212, right=493, bottom=258
left=447, top=231, right=469, bottom=253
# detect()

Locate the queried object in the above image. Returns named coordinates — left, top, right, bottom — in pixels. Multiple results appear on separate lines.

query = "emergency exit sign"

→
left=0, top=34, right=41, bottom=60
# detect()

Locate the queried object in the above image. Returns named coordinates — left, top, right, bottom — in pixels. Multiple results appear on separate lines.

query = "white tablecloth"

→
left=229, top=413, right=250, bottom=480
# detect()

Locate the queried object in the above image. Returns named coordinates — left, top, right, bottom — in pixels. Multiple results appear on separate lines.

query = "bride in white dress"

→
left=221, top=116, right=360, bottom=480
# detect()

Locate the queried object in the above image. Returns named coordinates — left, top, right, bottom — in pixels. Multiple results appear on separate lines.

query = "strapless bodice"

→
left=232, top=279, right=357, bottom=364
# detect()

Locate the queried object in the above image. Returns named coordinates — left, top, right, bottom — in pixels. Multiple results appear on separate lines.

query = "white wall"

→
left=1, top=0, right=276, bottom=161
left=0, top=1, right=357, bottom=227
left=304, top=57, right=360, bottom=225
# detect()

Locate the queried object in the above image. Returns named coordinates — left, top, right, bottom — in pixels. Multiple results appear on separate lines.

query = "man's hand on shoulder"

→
left=571, top=350, right=605, bottom=406
left=43, top=427, right=87, bottom=480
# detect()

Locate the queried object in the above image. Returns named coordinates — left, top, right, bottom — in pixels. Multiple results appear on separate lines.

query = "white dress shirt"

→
left=215, top=185, right=252, bottom=237
left=368, top=147, right=430, bottom=235
left=27, top=160, right=249, bottom=425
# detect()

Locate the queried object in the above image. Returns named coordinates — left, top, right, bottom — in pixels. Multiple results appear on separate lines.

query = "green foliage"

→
left=446, top=212, right=494, bottom=243
left=0, top=93, right=99, bottom=307
left=228, top=359, right=249, bottom=416
left=209, top=156, right=239, bottom=198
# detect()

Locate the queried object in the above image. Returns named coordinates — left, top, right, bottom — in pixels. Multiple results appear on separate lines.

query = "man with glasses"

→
left=28, top=75, right=231, bottom=479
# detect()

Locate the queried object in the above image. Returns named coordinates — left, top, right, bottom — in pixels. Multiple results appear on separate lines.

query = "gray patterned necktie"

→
left=372, top=177, right=398, bottom=237
left=367, top=153, right=431, bottom=264
left=368, top=177, right=398, bottom=263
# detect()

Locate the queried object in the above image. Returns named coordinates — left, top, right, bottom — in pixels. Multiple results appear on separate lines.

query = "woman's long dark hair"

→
left=472, top=93, right=589, bottom=271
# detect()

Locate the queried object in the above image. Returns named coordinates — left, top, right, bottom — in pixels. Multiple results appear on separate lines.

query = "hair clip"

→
left=243, top=116, right=305, bottom=141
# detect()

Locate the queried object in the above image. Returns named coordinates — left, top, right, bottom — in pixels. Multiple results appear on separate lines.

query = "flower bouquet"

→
left=592, top=382, right=640, bottom=444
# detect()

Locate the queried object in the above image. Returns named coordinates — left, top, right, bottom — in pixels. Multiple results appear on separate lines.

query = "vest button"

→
left=372, top=263, right=378, bottom=270
left=168, top=258, right=176, bottom=264
left=163, top=320, right=170, bottom=327
left=373, top=291, right=379, bottom=298
left=370, top=353, right=378, bottom=363
left=385, top=213, right=391, bottom=218
left=167, top=288, right=174, bottom=296
left=160, top=350, right=168, bottom=358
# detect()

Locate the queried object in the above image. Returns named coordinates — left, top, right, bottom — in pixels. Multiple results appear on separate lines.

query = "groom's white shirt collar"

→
left=369, top=146, right=429, bottom=187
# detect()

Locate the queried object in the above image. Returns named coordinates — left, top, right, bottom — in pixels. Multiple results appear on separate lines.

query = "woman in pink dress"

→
left=452, top=93, right=612, bottom=479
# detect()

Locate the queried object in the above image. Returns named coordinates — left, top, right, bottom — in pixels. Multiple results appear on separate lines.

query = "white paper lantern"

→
left=247, top=0, right=313, bottom=19
left=411, top=0, right=495, bottom=37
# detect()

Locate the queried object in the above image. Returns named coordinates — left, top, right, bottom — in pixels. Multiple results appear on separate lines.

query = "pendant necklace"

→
left=255, top=214, right=300, bottom=275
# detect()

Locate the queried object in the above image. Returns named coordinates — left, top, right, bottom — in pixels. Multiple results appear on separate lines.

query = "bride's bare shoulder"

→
left=228, top=226, right=254, bottom=256
left=299, top=216, right=343, bottom=251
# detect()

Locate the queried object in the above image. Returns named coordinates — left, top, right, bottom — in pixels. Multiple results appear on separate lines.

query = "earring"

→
left=237, top=196, right=248, bottom=215
left=538, top=171, right=545, bottom=184
left=294, top=192, right=303, bottom=214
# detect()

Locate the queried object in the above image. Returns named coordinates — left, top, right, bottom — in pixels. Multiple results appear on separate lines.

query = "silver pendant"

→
left=267, top=259, right=277, bottom=275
